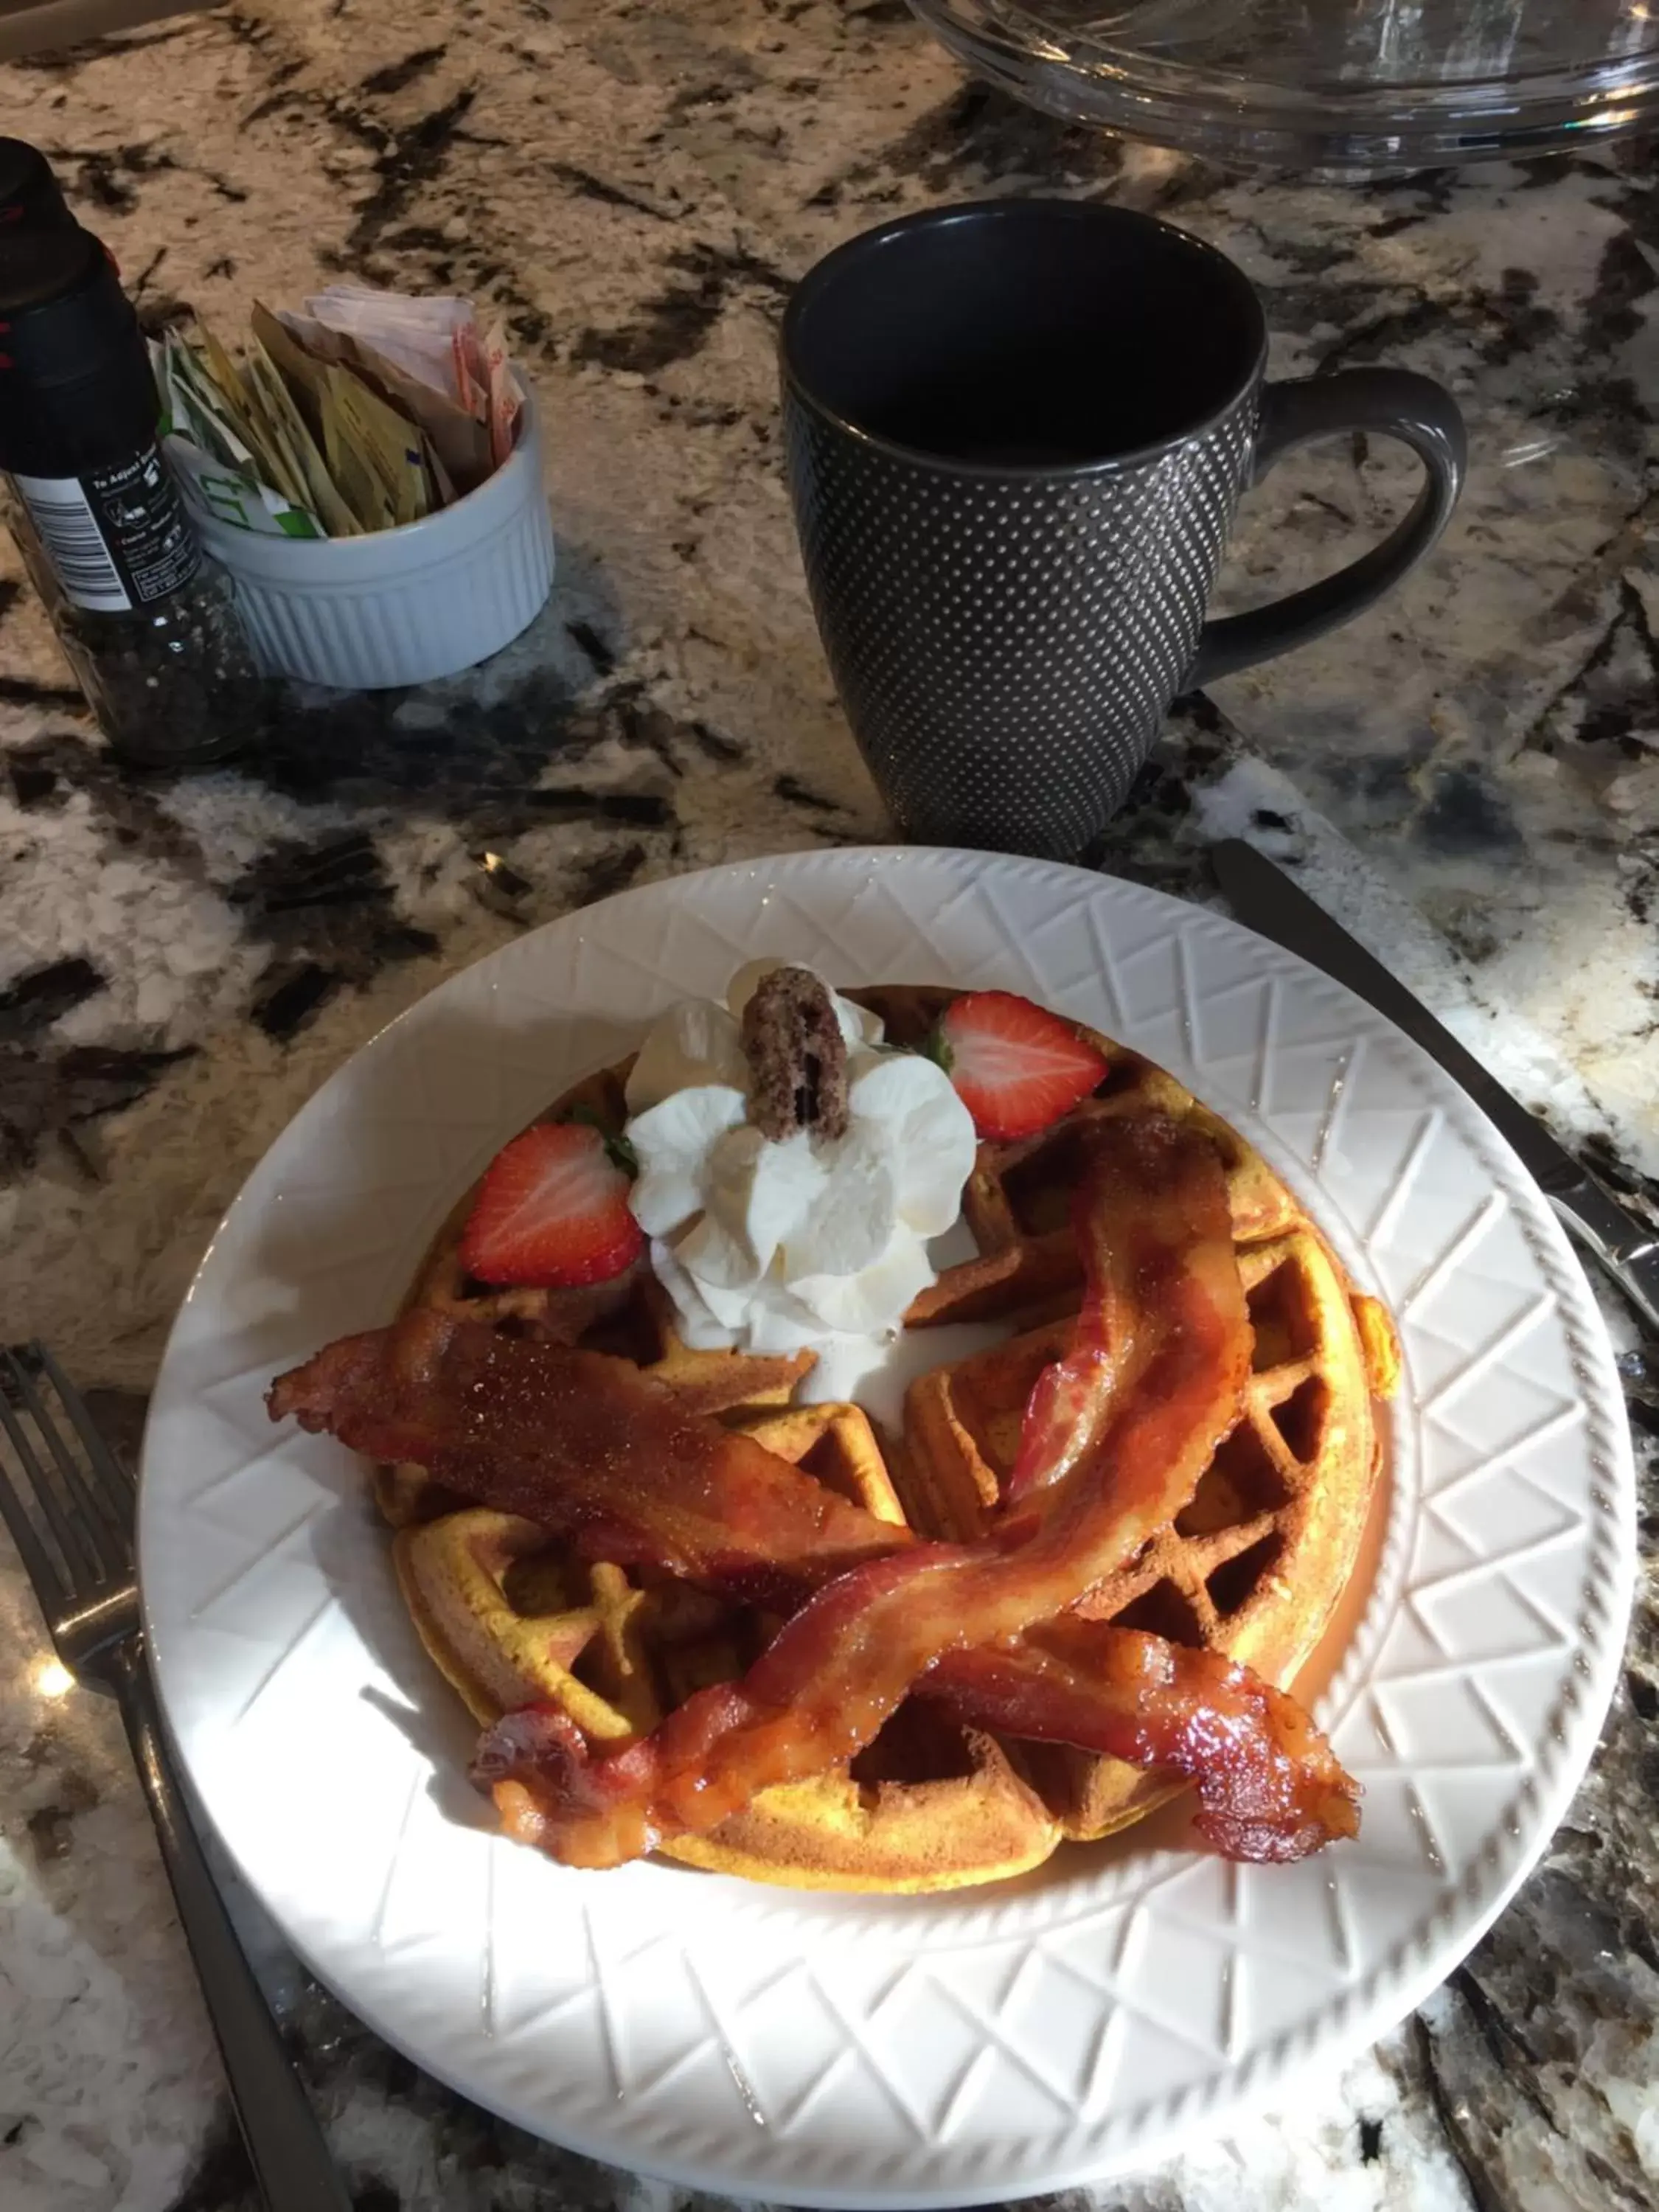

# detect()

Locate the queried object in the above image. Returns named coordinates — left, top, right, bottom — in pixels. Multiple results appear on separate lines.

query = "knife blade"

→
left=1211, top=838, right=1659, bottom=1336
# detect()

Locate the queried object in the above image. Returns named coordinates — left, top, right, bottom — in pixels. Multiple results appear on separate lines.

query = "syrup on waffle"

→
left=375, top=983, right=1395, bottom=1888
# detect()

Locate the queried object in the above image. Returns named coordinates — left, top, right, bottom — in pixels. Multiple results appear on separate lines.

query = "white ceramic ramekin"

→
left=188, top=400, right=554, bottom=689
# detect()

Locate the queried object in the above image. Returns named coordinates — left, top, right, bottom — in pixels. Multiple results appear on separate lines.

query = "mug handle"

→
left=1186, top=368, right=1467, bottom=689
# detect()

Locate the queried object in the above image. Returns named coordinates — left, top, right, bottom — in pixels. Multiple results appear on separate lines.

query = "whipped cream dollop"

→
left=623, top=960, right=977, bottom=1357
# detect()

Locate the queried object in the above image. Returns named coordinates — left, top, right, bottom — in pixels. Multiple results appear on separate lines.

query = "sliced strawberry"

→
left=935, top=991, right=1107, bottom=1141
left=460, top=1121, right=645, bottom=1288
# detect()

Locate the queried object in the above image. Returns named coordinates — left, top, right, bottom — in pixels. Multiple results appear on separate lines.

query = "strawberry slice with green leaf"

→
left=460, top=1121, right=644, bottom=1287
left=934, top=991, right=1107, bottom=1141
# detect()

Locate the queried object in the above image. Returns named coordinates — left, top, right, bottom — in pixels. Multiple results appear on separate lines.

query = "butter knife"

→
left=1211, top=838, right=1659, bottom=1336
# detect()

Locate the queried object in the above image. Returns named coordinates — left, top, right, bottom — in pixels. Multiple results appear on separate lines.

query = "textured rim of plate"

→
left=139, top=848, right=1635, bottom=2208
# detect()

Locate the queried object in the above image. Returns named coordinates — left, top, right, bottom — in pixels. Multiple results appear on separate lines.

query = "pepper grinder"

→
left=0, top=214, right=265, bottom=768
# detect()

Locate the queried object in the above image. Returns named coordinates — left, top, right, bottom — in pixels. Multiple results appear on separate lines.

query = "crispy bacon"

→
left=456, top=1116, right=1252, bottom=1864
left=268, top=1315, right=899, bottom=1611
left=1004, top=1197, right=1119, bottom=1506
left=929, top=1621, right=1359, bottom=1860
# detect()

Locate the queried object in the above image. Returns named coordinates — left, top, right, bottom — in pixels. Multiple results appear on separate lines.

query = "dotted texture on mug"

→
left=784, top=399, right=1255, bottom=853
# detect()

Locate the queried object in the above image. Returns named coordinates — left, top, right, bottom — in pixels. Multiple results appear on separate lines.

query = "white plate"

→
left=139, top=848, right=1635, bottom=2208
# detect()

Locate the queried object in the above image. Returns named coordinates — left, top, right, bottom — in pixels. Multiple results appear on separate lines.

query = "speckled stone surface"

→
left=0, top=4, right=1656, bottom=2208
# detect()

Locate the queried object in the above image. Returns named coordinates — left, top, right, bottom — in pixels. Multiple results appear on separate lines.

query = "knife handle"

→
left=1550, top=1176, right=1659, bottom=1338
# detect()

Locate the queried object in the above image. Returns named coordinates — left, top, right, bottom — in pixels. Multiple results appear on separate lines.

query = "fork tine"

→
left=7, top=1347, right=131, bottom=1569
left=30, top=1343, right=136, bottom=1533
left=0, top=1352, right=108, bottom=1590
left=0, top=1444, right=71, bottom=1616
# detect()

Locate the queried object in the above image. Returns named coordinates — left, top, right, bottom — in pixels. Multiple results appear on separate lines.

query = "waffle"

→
left=380, top=983, right=1395, bottom=1888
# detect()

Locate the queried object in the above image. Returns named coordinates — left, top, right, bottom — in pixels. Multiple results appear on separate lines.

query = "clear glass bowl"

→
left=904, top=0, right=1659, bottom=170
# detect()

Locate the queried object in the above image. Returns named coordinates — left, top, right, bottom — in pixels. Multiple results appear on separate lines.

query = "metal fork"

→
left=0, top=1343, right=353, bottom=2212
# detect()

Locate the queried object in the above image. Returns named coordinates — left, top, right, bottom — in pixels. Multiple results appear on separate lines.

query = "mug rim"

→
left=779, top=198, right=1270, bottom=481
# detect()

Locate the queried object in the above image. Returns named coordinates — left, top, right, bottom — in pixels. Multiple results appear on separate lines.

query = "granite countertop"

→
left=1, top=3, right=1657, bottom=2208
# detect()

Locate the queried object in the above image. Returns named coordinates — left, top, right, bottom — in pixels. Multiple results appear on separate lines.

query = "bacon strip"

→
left=268, top=1315, right=899, bottom=1611
left=929, top=1621, right=1359, bottom=1860
left=456, top=1116, right=1252, bottom=1864
left=1004, top=1207, right=1118, bottom=1506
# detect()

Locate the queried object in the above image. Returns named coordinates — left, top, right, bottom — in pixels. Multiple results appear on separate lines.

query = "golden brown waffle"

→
left=381, top=982, right=1395, bottom=1887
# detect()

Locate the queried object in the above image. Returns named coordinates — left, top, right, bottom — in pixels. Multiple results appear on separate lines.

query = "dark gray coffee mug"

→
left=780, top=199, right=1465, bottom=859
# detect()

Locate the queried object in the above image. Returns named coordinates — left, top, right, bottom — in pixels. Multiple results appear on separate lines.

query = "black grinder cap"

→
left=0, top=138, right=74, bottom=234
left=0, top=224, right=159, bottom=477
